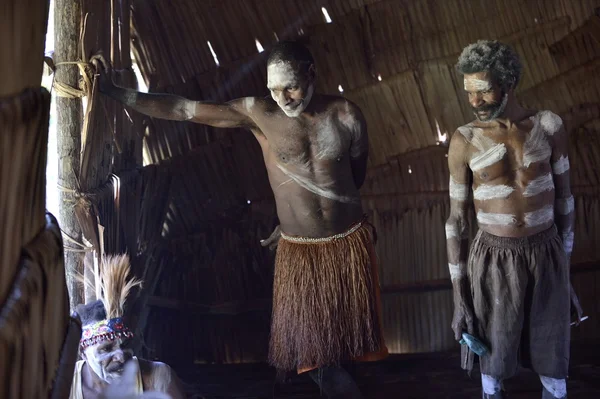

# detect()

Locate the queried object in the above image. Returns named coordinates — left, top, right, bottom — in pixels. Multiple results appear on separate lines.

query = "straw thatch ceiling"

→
left=130, top=0, right=600, bottom=168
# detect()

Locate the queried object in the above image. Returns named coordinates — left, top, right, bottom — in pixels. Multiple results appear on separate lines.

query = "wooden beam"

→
left=55, top=0, right=84, bottom=311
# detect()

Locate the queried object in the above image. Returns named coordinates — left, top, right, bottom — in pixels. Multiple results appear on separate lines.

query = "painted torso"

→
left=458, top=110, right=562, bottom=237
left=243, top=95, right=365, bottom=237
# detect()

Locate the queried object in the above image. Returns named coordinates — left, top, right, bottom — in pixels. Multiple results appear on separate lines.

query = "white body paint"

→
left=449, top=177, right=469, bottom=201
left=556, top=196, right=575, bottom=215
left=267, top=61, right=314, bottom=117
left=540, top=376, right=566, bottom=398
left=469, top=130, right=507, bottom=172
left=183, top=100, right=196, bottom=120
left=457, top=125, right=473, bottom=141
left=562, top=229, right=574, bottom=254
left=464, top=77, right=492, bottom=92
left=243, top=97, right=255, bottom=112
left=481, top=374, right=502, bottom=395
left=523, top=173, right=555, bottom=197
left=477, top=211, right=517, bottom=226
left=524, top=204, right=554, bottom=228
left=340, top=102, right=367, bottom=159
left=552, top=155, right=570, bottom=175
left=473, top=184, right=514, bottom=200
left=470, top=143, right=507, bottom=171
left=539, top=111, right=563, bottom=136
left=523, top=118, right=552, bottom=168
left=276, top=164, right=359, bottom=204
left=445, top=222, right=459, bottom=239
left=448, top=263, right=465, bottom=280
left=315, top=118, right=343, bottom=160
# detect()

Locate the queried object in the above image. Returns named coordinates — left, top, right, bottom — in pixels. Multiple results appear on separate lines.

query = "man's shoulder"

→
left=138, top=358, right=174, bottom=381
left=138, top=358, right=176, bottom=391
left=454, top=122, right=477, bottom=142
left=535, top=109, right=564, bottom=135
left=322, top=96, right=364, bottom=129
left=138, top=358, right=171, bottom=372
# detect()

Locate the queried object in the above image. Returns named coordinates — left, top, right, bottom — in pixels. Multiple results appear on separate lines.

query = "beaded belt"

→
left=281, top=219, right=365, bottom=243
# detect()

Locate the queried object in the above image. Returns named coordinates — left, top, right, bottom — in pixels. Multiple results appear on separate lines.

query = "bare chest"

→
left=264, top=116, right=351, bottom=166
left=465, top=123, right=552, bottom=184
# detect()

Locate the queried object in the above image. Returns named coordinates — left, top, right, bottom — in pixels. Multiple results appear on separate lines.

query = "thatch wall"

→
left=63, top=0, right=600, bottom=367
left=0, top=1, right=80, bottom=397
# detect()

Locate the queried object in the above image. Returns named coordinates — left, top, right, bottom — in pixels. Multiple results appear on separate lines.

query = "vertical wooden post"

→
left=55, top=0, right=84, bottom=310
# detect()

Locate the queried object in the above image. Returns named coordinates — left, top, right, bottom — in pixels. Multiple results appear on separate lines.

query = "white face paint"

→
left=482, top=374, right=502, bottom=395
left=449, top=176, right=469, bottom=201
left=267, top=61, right=314, bottom=117
left=539, top=111, right=563, bottom=136
left=524, top=204, right=555, bottom=227
left=469, top=130, right=507, bottom=171
left=539, top=376, right=567, bottom=398
left=473, top=184, right=515, bottom=201
left=552, top=155, right=570, bottom=175
left=448, top=263, right=465, bottom=280
left=522, top=173, right=555, bottom=197
left=556, top=195, right=575, bottom=215
left=464, top=77, right=492, bottom=92
left=523, top=118, right=552, bottom=168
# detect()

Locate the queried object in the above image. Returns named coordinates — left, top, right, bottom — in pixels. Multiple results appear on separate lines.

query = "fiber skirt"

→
left=268, top=218, right=388, bottom=373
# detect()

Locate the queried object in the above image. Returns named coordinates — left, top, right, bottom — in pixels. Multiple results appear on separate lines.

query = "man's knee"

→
left=540, top=375, right=566, bottom=399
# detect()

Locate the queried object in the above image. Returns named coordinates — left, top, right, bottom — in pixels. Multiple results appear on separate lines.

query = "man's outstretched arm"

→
left=99, top=71, right=257, bottom=129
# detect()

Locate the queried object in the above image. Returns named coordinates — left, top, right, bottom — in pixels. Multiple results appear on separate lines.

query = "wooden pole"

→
left=55, top=0, right=84, bottom=310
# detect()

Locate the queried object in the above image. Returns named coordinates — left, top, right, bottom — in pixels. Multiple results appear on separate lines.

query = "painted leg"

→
left=308, top=366, right=363, bottom=399
left=540, top=375, right=567, bottom=399
left=481, top=374, right=504, bottom=399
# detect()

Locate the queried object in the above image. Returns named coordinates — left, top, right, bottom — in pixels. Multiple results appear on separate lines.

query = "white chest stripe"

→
left=523, top=173, right=554, bottom=197
left=473, top=184, right=515, bottom=200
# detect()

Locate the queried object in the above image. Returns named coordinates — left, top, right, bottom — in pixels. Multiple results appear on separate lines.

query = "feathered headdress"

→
left=79, top=254, right=142, bottom=350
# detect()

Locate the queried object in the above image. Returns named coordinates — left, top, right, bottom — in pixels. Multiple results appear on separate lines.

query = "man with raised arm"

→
left=100, top=41, right=387, bottom=398
left=445, top=40, right=583, bottom=399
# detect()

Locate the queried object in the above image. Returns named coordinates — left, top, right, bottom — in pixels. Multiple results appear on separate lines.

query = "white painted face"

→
left=464, top=77, right=492, bottom=92
left=267, top=61, right=314, bottom=117
left=82, top=337, right=133, bottom=384
left=463, top=72, right=507, bottom=122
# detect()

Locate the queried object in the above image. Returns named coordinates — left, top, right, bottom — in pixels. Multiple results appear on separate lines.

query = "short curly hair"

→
left=267, top=41, right=314, bottom=73
left=456, top=40, right=523, bottom=90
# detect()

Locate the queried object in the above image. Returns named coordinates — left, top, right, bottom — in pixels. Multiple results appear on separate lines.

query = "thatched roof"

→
left=131, top=0, right=600, bottom=165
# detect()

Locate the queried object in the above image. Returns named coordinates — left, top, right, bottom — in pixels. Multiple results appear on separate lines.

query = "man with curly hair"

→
left=445, top=40, right=584, bottom=399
